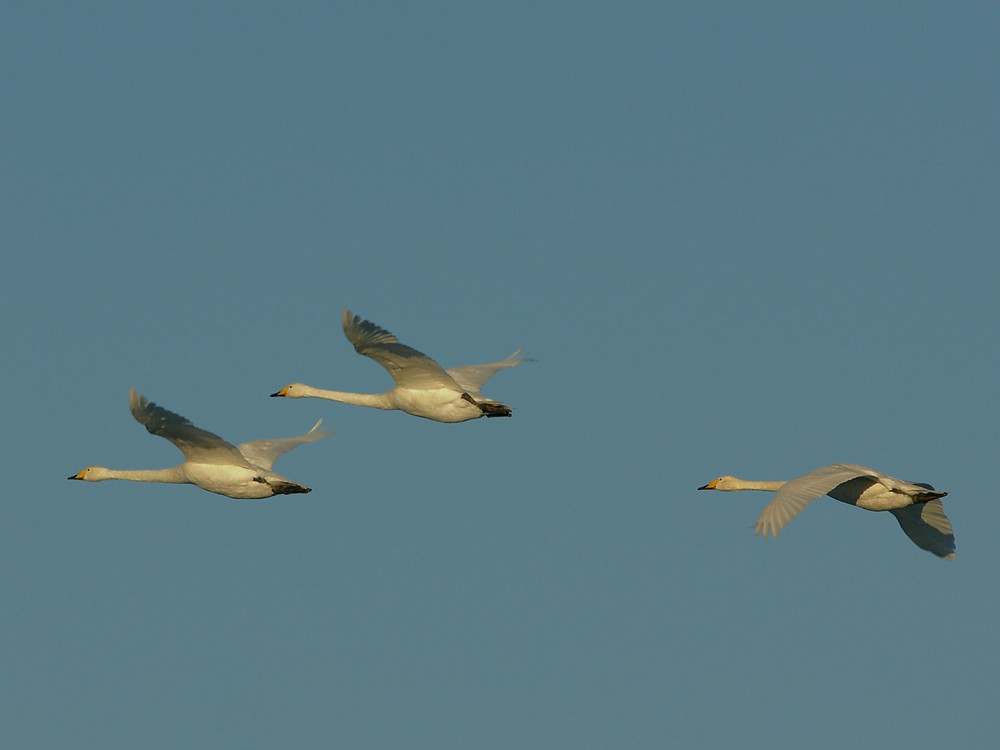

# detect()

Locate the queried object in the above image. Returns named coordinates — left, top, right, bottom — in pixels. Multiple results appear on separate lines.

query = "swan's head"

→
left=68, top=466, right=111, bottom=482
left=697, top=476, right=739, bottom=491
left=270, top=384, right=305, bottom=399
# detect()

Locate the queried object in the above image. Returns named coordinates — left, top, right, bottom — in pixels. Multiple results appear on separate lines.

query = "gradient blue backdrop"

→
left=3, top=4, right=998, bottom=748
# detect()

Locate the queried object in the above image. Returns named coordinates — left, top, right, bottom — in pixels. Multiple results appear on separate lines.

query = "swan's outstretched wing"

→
left=447, top=350, right=531, bottom=398
left=341, top=309, right=465, bottom=391
left=237, top=419, right=332, bottom=471
left=129, top=388, right=248, bottom=465
left=755, top=463, right=879, bottom=538
left=890, top=500, right=956, bottom=559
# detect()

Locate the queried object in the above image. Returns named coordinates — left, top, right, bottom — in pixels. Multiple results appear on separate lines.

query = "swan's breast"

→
left=182, top=462, right=276, bottom=499
left=391, top=387, right=482, bottom=423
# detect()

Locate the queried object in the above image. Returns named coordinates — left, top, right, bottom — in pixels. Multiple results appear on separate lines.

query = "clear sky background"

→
left=2, top=4, right=998, bottom=748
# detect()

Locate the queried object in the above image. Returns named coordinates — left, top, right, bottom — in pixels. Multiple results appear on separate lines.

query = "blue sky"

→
left=3, top=4, right=998, bottom=748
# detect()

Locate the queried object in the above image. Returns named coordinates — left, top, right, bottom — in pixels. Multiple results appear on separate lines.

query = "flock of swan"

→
left=69, top=309, right=956, bottom=559
left=69, top=310, right=527, bottom=499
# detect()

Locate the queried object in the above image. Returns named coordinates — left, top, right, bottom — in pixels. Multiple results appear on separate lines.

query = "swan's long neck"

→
left=725, top=479, right=787, bottom=492
left=91, top=466, right=187, bottom=484
left=295, top=386, right=395, bottom=410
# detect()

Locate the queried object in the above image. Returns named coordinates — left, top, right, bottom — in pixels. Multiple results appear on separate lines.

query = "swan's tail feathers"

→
left=270, top=480, right=312, bottom=496
left=477, top=400, right=512, bottom=418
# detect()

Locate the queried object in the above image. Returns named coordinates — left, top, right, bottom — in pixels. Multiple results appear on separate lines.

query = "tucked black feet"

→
left=478, top=402, right=512, bottom=418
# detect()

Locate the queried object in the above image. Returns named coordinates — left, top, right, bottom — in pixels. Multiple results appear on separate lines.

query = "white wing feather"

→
left=755, top=464, right=880, bottom=538
left=238, top=419, right=332, bottom=471
left=129, top=388, right=249, bottom=466
left=341, top=309, right=464, bottom=391
left=890, top=500, right=956, bottom=559
left=447, top=350, right=531, bottom=398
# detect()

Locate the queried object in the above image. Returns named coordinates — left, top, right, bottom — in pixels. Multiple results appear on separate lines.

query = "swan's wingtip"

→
left=753, top=523, right=778, bottom=539
left=307, top=418, right=334, bottom=439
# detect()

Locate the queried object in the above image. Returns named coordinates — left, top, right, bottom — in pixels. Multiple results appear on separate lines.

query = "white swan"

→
left=271, top=308, right=529, bottom=423
left=697, top=463, right=956, bottom=559
left=69, top=388, right=330, bottom=499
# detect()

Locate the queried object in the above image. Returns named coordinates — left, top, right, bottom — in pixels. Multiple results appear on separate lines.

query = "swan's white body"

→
left=698, top=463, right=955, bottom=559
left=69, top=388, right=330, bottom=499
left=272, top=309, right=529, bottom=423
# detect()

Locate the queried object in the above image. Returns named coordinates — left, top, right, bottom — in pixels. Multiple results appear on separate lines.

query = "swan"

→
left=69, top=388, right=331, bottom=499
left=697, top=463, right=956, bottom=558
left=271, top=308, right=529, bottom=423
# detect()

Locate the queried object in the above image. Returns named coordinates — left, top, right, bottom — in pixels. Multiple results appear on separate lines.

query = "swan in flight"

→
left=69, top=388, right=330, bottom=499
left=271, top=308, right=529, bottom=423
left=698, top=463, right=956, bottom=559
